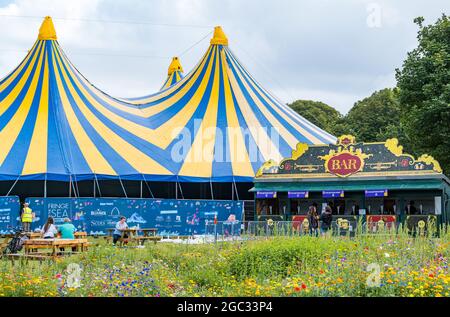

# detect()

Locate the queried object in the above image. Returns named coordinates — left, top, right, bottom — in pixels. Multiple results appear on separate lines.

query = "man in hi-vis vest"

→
left=21, top=202, right=34, bottom=232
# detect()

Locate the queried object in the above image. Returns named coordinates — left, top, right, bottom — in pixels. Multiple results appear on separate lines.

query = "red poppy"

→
left=301, top=283, right=307, bottom=289
left=294, top=286, right=301, bottom=292
left=55, top=274, right=62, bottom=279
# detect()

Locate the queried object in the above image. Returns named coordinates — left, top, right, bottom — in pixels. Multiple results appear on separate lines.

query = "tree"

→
left=288, top=100, right=343, bottom=135
left=396, top=14, right=450, bottom=175
left=343, top=88, right=408, bottom=144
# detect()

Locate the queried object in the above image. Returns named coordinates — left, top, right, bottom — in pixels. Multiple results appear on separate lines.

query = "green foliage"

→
left=226, top=237, right=343, bottom=279
left=288, top=100, right=343, bottom=135
left=344, top=88, right=409, bottom=145
left=288, top=90, right=408, bottom=147
left=396, top=14, right=450, bottom=175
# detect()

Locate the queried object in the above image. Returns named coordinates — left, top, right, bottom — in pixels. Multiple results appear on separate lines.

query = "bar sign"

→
left=365, top=189, right=388, bottom=197
left=256, top=191, right=277, bottom=199
left=323, top=190, right=344, bottom=198
left=288, top=191, right=309, bottom=198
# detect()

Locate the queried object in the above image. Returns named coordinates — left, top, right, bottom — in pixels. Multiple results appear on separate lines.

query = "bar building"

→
left=252, top=135, right=450, bottom=231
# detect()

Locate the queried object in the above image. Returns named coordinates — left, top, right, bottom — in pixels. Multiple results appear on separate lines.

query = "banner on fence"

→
left=0, top=196, right=20, bottom=234
left=24, top=198, right=243, bottom=236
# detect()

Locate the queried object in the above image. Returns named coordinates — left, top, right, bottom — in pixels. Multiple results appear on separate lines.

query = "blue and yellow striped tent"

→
left=0, top=17, right=173, bottom=182
left=160, top=57, right=184, bottom=91
left=0, top=17, right=335, bottom=183
left=124, top=26, right=336, bottom=181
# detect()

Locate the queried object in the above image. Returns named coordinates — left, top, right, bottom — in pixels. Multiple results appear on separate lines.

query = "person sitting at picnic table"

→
left=40, top=217, right=58, bottom=239
left=58, top=218, right=76, bottom=239
left=113, top=216, right=129, bottom=246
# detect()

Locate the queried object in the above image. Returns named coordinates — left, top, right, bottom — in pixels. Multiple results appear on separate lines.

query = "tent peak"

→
left=38, top=16, right=57, bottom=41
left=168, top=57, right=183, bottom=76
left=210, top=26, right=228, bottom=46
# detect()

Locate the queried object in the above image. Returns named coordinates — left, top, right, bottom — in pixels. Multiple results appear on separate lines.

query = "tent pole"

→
left=44, top=174, right=47, bottom=198
left=69, top=175, right=72, bottom=198
left=73, top=176, right=79, bottom=198
left=94, top=174, right=102, bottom=198
left=210, top=179, right=214, bottom=200
left=175, top=181, right=178, bottom=199
left=142, top=174, right=154, bottom=198
left=140, top=180, right=143, bottom=199
left=93, top=176, right=96, bottom=198
left=233, top=180, right=240, bottom=201
left=6, top=175, right=20, bottom=196
left=178, top=182, right=184, bottom=199
left=231, top=180, right=234, bottom=200
left=118, top=176, right=128, bottom=198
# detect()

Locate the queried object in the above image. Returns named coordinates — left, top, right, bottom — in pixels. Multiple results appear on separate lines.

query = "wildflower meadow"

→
left=1, top=228, right=449, bottom=297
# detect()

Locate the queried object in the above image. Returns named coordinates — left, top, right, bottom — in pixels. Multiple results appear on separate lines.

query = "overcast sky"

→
left=0, top=0, right=448, bottom=113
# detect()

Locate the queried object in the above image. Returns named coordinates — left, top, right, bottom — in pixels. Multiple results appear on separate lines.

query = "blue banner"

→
left=0, top=196, right=20, bottom=234
left=365, top=189, right=388, bottom=197
left=323, top=190, right=345, bottom=198
left=288, top=191, right=309, bottom=198
left=25, top=198, right=243, bottom=236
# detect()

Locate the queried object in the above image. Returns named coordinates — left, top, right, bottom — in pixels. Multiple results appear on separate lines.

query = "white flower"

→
left=384, top=252, right=390, bottom=258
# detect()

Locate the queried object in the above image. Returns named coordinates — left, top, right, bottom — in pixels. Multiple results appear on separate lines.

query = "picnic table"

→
left=28, top=231, right=88, bottom=239
left=106, top=228, right=160, bottom=246
left=23, top=238, right=89, bottom=259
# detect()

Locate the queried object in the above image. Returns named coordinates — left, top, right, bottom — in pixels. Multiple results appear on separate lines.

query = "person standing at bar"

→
left=320, top=206, right=333, bottom=235
left=307, top=205, right=319, bottom=237
left=327, top=201, right=337, bottom=215
left=405, top=201, right=418, bottom=215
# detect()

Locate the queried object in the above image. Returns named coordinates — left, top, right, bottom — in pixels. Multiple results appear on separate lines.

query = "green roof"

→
left=251, top=179, right=446, bottom=192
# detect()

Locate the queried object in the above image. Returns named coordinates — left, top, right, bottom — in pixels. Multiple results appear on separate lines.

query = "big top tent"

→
left=0, top=17, right=335, bottom=186
left=123, top=26, right=336, bottom=182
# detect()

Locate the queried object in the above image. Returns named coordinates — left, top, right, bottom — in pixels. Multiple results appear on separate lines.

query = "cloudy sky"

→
left=0, top=0, right=447, bottom=113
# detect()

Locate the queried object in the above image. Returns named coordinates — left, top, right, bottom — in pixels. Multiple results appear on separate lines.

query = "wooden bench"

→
left=0, top=238, right=12, bottom=257
left=7, top=253, right=54, bottom=263
left=106, top=228, right=159, bottom=246
left=24, top=239, right=89, bottom=259
left=134, top=236, right=162, bottom=245
left=29, top=232, right=43, bottom=239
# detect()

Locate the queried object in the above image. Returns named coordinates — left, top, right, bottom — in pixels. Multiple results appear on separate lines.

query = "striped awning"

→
left=0, top=17, right=336, bottom=183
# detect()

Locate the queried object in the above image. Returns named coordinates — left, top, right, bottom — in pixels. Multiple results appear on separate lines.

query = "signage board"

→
left=322, top=190, right=344, bottom=198
left=288, top=191, right=309, bottom=199
left=365, top=189, right=388, bottom=197
left=256, top=191, right=277, bottom=199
